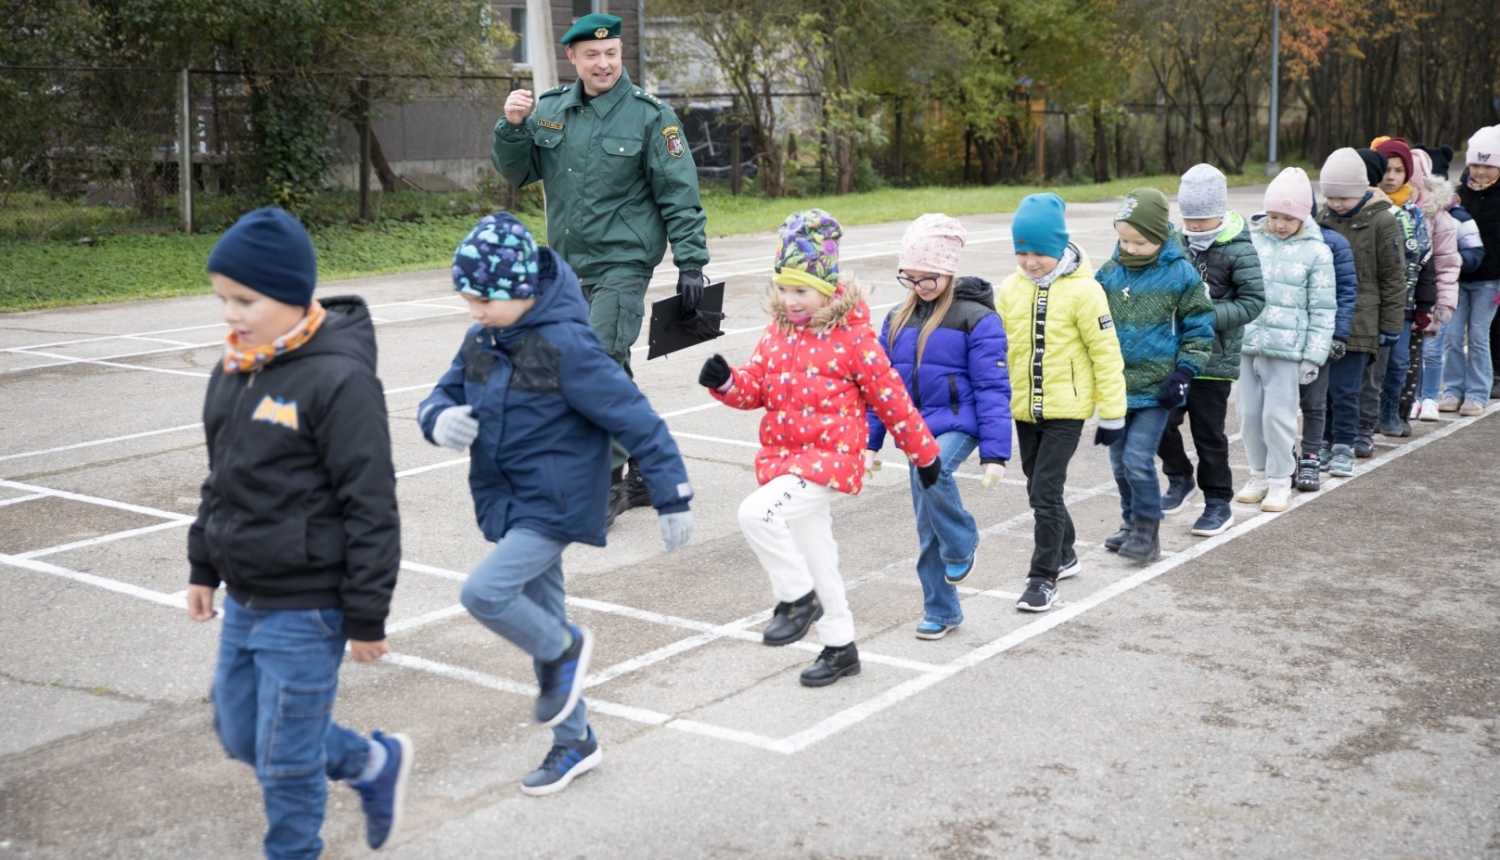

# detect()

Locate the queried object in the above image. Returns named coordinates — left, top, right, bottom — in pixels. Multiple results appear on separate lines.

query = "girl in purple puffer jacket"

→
left=866, top=214, right=1013, bottom=640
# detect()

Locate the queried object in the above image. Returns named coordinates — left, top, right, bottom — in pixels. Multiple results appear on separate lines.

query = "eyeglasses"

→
left=896, top=273, right=941, bottom=292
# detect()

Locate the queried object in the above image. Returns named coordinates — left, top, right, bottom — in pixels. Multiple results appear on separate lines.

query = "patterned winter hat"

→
left=899, top=213, right=966, bottom=276
left=1178, top=163, right=1228, bottom=219
left=1115, top=188, right=1170, bottom=246
left=452, top=212, right=540, bottom=300
left=773, top=209, right=842, bottom=296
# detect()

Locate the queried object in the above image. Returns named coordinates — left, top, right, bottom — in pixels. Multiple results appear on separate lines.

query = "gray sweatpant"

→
left=1240, top=354, right=1304, bottom=480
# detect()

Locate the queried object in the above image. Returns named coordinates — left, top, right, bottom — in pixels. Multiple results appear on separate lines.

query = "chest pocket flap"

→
left=601, top=136, right=642, bottom=158
left=533, top=128, right=564, bottom=149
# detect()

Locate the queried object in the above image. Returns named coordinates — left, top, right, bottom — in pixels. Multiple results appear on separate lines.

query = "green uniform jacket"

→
left=491, top=70, right=709, bottom=284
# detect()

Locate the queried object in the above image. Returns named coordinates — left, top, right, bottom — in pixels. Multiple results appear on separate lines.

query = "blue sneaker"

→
left=1190, top=498, right=1234, bottom=537
left=943, top=557, right=974, bottom=585
left=350, top=730, right=413, bottom=850
left=1160, top=475, right=1197, bottom=515
left=520, top=727, right=602, bottom=796
left=915, top=620, right=958, bottom=640
left=536, top=624, right=593, bottom=728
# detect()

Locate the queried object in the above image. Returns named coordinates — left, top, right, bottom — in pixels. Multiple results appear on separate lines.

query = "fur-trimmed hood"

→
left=766, top=278, right=870, bottom=334
left=1421, top=176, right=1458, bottom=218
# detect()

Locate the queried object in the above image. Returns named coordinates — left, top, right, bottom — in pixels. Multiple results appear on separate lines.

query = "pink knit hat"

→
left=1319, top=148, right=1370, bottom=198
left=1264, top=167, right=1314, bottom=219
left=899, top=213, right=966, bottom=276
left=1466, top=126, right=1500, bottom=168
left=1410, top=147, right=1431, bottom=191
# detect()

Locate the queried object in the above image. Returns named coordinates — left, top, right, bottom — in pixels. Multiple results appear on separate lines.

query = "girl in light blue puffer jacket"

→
left=1236, top=168, right=1337, bottom=513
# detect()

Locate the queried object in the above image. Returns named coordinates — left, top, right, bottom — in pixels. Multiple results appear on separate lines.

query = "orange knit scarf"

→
left=222, top=300, right=326, bottom=374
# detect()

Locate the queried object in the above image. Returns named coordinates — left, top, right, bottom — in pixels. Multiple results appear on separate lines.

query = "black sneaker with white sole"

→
left=1016, top=577, right=1057, bottom=612
left=1056, top=556, right=1080, bottom=580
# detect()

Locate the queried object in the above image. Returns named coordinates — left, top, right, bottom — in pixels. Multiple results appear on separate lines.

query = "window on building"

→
left=572, top=0, right=597, bottom=20
left=510, top=7, right=527, bottom=63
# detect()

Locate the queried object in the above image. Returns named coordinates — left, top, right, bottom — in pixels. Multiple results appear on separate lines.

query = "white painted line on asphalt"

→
left=663, top=719, right=791, bottom=753
left=18, top=519, right=192, bottom=560
left=0, top=553, right=184, bottom=608
left=769, top=404, right=1497, bottom=753
left=0, top=493, right=48, bottom=507
left=395, top=457, right=469, bottom=478
left=658, top=401, right=722, bottom=419
left=0, top=479, right=195, bottom=522
left=385, top=604, right=469, bottom=635
left=0, top=424, right=206, bottom=463
left=669, top=432, right=762, bottom=449
left=8, top=349, right=212, bottom=378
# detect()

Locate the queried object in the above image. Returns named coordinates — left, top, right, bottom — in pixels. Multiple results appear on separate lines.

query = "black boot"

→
left=1104, top=522, right=1133, bottom=552
left=605, top=467, right=630, bottom=529
left=624, top=457, right=653, bottom=509
left=762, top=590, right=823, bottom=646
left=799, top=643, right=861, bottom=687
left=1117, top=517, right=1161, bottom=562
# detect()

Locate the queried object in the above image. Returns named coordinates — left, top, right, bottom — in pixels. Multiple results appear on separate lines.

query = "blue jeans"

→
left=1442, top=280, right=1500, bottom=403
left=907, top=431, right=978, bottom=627
left=460, top=528, right=588, bottom=743
left=1418, top=329, right=1444, bottom=402
left=1324, top=350, right=1370, bottom=447
left=1380, top=319, right=1413, bottom=406
left=1108, top=406, right=1170, bottom=522
left=214, top=596, right=370, bottom=860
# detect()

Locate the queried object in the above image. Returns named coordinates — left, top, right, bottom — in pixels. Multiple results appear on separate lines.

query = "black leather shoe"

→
left=799, top=643, right=860, bottom=687
left=624, top=459, right=653, bottom=509
left=605, top=480, right=631, bottom=529
left=1103, top=522, right=1132, bottom=552
left=762, top=591, right=822, bottom=646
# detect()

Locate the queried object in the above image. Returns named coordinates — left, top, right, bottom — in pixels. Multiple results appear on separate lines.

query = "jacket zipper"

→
left=1070, top=361, right=1078, bottom=397
left=948, top=376, right=960, bottom=414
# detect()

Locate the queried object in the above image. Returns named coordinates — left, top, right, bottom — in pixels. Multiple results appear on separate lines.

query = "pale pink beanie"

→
left=1465, top=126, right=1500, bottom=168
left=1410, top=147, right=1432, bottom=191
left=1320, top=148, right=1370, bottom=198
left=899, top=213, right=966, bottom=275
left=1264, top=167, right=1314, bottom=219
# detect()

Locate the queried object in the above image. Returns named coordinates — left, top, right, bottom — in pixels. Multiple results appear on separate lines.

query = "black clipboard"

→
left=647, top=282, right=726, bottom=359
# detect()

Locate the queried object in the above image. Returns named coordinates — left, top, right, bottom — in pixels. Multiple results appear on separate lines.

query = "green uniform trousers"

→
left=582, top=267, right=652, bottom=470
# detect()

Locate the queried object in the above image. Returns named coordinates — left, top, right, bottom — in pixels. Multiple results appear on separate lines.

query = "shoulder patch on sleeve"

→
left=661, top=124, right=685, bottom=158
left=1098, top=314, right=1113, bottom=330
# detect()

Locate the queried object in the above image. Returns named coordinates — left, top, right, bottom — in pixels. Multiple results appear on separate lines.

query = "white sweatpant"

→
left=1239, top=354, right=1303, bottom=480
left=737, top=474, right=853, bottom=647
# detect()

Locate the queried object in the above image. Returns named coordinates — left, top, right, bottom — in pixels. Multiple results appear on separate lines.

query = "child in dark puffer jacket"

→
left=865, top=214, right=1011, bottom=640
left=1300, top=181, right=1359, bottom=490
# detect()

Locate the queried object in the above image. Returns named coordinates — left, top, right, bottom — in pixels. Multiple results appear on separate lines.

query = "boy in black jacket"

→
left=187, top=208, right=411, bottom=859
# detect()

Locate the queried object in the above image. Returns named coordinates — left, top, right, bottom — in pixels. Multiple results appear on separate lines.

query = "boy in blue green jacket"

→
left=1095, top=188, right=1215, bottom=562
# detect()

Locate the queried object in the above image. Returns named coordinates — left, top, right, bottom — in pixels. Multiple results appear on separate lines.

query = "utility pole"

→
left=1266, top=0, right=1281, bottom=176
left=357, top=77, right=371, bottom=222
left=177, top=69, right=192, bottom=235
left=527, top=0, right=558, bottom=93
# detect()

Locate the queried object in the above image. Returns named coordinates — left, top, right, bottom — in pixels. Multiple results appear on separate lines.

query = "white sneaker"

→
left=1418, top=398, right=1439, bottom=422
left=1260, top=481, right=1291, bottom=512
left=1408, top=400, right=1421, bottom=420
left=1234, top=470, right=1269, bottom=504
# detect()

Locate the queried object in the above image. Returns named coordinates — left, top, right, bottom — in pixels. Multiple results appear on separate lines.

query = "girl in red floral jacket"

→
left=698, top=209, right=940, bottom=687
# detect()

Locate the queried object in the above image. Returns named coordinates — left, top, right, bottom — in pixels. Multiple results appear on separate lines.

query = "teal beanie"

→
left=1011, top=193, right=1070, bottom=259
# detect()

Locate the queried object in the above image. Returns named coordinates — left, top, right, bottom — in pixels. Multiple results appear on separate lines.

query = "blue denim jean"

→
left=907, top=431, right=978, bottom=627
left=213, top=595, right=370, bottom=860
left=1108, top=406, right=1170, bottom=522
left=1442, top=280, right=1500, bottom=403
left=1380, top=319, right=1413, bottom=405
left=460, top=528, right=588, bottom=743
left=1418, top=329, right=1444, bottom=402
left=1324, top=350, right=1369, bottom=447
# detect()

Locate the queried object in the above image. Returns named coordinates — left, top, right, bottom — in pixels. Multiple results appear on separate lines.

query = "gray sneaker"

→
left=1328, top=444, right=1355, bottom=478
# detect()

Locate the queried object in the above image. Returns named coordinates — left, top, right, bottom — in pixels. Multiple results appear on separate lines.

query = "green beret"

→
left=561, top=13, right=622, bottom=46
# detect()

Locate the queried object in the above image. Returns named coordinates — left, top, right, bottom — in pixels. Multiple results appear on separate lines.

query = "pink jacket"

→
left=1419, top=177, right=1461, bottom=333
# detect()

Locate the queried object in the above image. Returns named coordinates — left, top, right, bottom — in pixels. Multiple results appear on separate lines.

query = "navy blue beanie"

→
left=207, top=207, right=318, bottom=306
left=1011, top=193, right=1070, bottom=259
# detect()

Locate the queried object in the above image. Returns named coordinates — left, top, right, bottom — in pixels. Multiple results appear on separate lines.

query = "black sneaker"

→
left=624, top=459, right=653, bottom=509
left=519, top=727, right=602, bottom=796
left=762, top=591, right=822, bottom=646
left=1056, top=555, right=1081, bottom=580
left=799, top=643, right=860, bottom=687
left=1159, top=475, right=1197, bottom=515
left=1016, top=577, right=1057, bottom=612
left=535, top=624, right=592, bottom=728
left=605, top=480, right=631, bottom=529
left=1293, top=455, right=1321, bottom=492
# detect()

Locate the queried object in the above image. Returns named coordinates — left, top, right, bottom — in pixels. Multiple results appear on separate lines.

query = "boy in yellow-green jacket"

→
left=996, top=194, right=1128, bottom=612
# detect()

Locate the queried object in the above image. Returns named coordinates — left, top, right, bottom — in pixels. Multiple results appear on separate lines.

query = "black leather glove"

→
left=1328, top=339, right=1347, bottom=362
left=699, top=354, right=732, bottom=389
left=677, top=270, right=707, bottom=314
left=916, top=456, right=943, bottom=489
left=1094, top=420, right=1126, bottom=447
left=1156, top=367, right=1193, bottom=409
left=674, top=308, right=726, bottom=341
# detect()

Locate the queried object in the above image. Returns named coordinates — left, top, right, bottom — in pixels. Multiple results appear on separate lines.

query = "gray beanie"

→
left=1178, top=163, right=1227, bottom=219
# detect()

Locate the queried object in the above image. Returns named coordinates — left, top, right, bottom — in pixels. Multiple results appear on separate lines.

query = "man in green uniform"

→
left=492, top=13, right=709, bottom=524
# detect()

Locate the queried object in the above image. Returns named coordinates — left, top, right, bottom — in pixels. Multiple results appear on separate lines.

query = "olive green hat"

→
left=561, top=13, right=622, bottom=46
